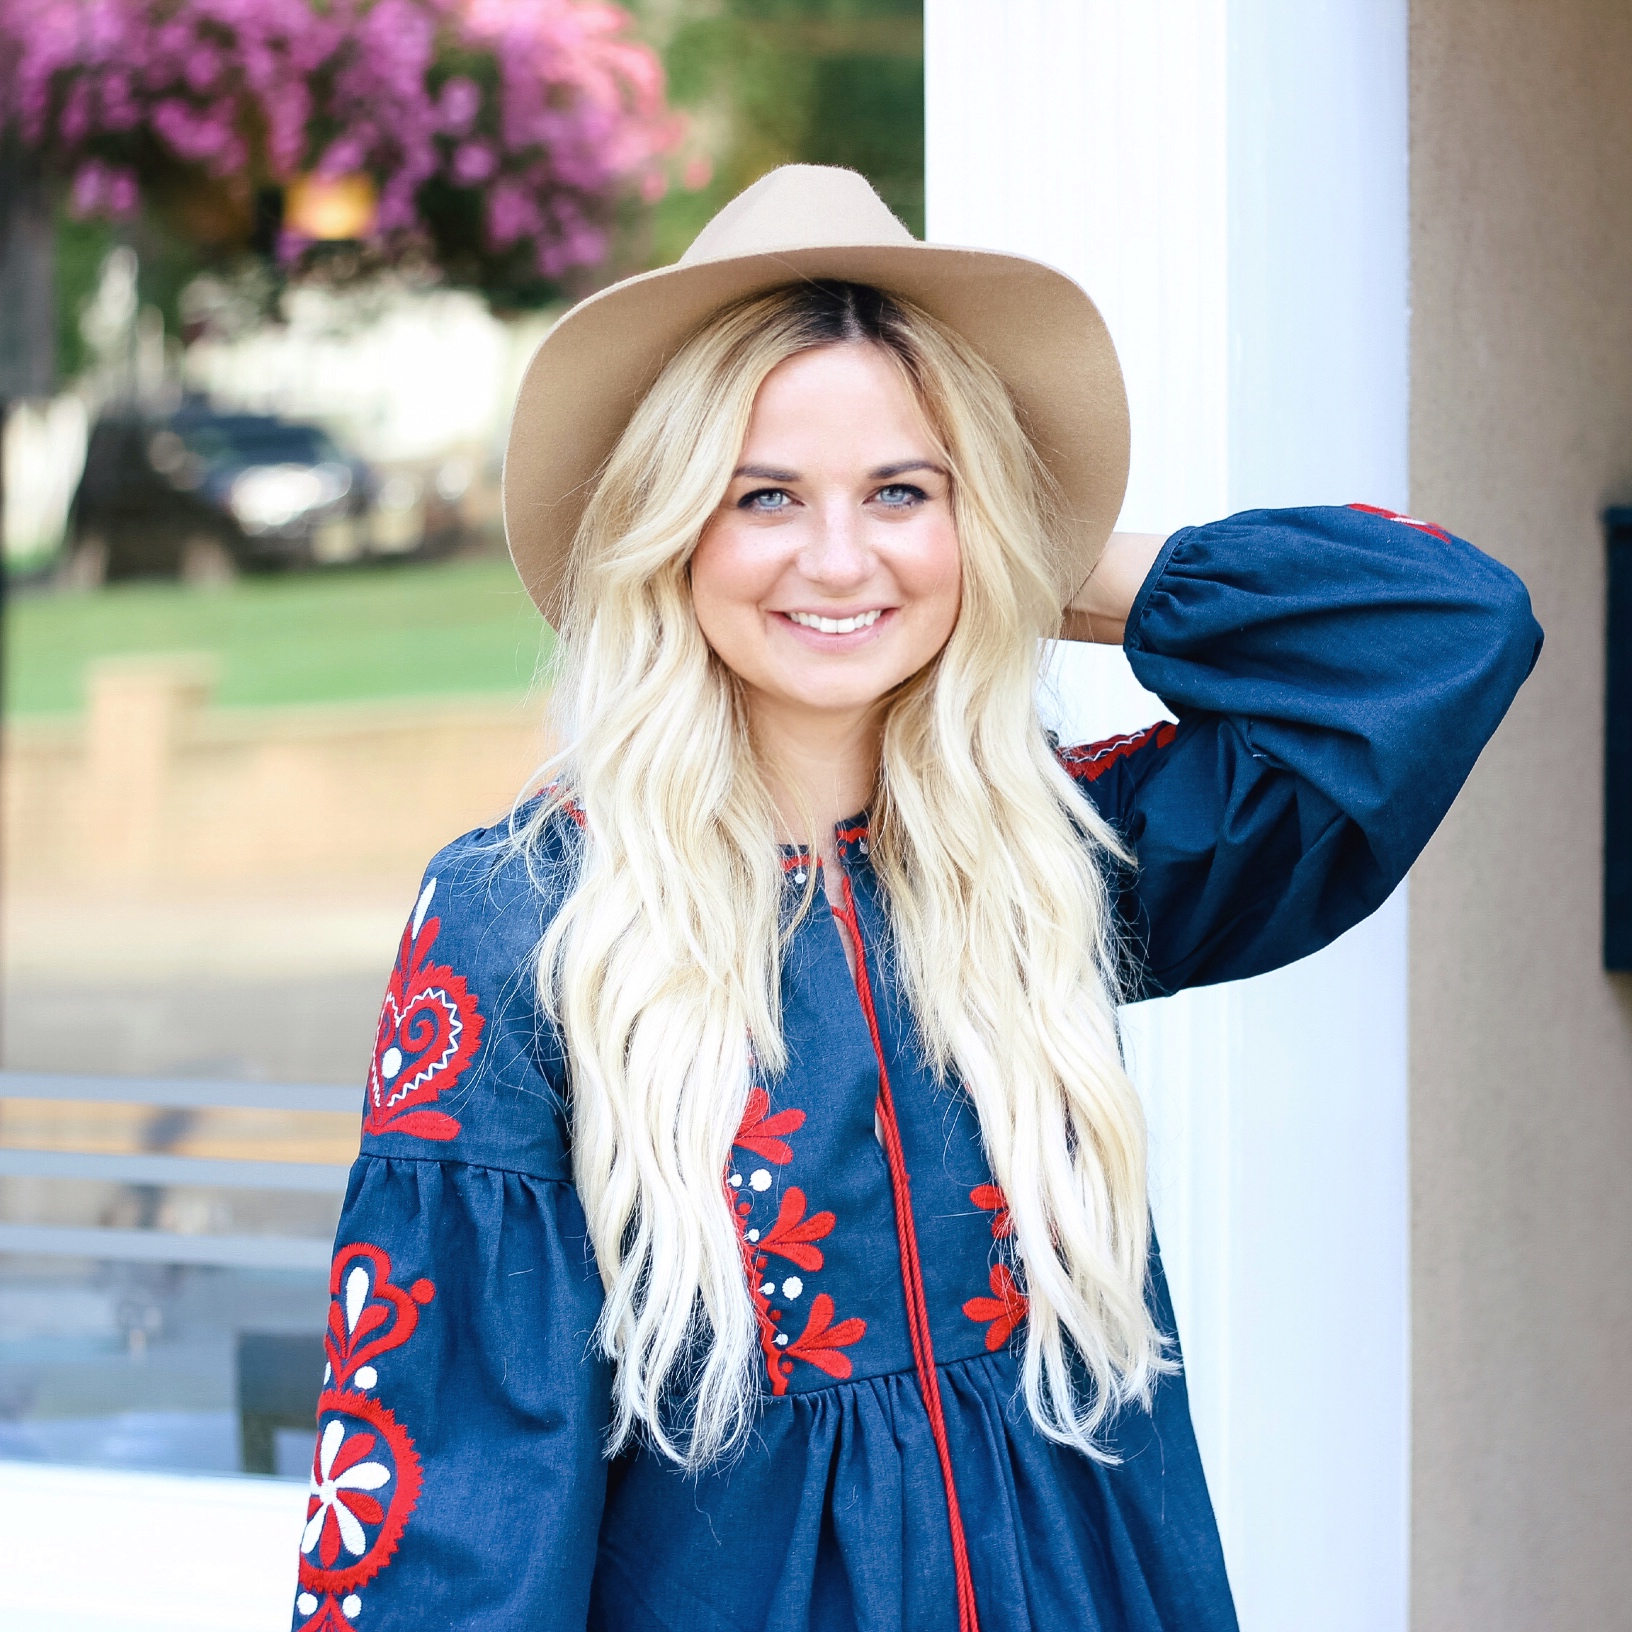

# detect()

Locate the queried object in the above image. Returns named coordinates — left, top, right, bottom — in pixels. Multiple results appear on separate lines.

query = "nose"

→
left=796, top=495, right=873, bottom=593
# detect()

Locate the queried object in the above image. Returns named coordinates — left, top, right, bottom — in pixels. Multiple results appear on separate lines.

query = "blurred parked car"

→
left=64, top=404, right=467, bottom=583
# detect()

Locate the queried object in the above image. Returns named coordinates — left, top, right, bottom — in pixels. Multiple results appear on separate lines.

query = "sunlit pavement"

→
left=0, top=1459, right=307, bottom=1630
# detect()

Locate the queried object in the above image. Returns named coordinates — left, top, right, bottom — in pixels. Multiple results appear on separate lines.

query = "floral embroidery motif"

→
left=757, top=1186, right=834, bottom=1269
left=324, top=1242, right=436, bottom=1388
left=293, top=1595, right=360, bottom=1632
left=302, top=1398, right=416, bottom=1574
left=295, top=1244, right=434, bottom=1631
left=364, top=878, right=484, bottom=1142
left=1057, top=721, right=1177, bottom=785
left=970, top=1182, right=1012, bottom=1239
left=963, top=1263, right=1028, bottom=1352
left=727, top=1087, right=866, bottom=1393
left=734, top=1086, right=805, bottom=1164
left=783, top=1293, right=866, bottom=1377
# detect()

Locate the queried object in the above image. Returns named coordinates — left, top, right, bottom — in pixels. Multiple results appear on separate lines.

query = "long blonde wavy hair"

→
left=522, top=279, right=1163, bottom=1469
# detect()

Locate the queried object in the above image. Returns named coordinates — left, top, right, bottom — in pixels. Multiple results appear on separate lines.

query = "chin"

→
left=778, top=672, right=906, bottom=714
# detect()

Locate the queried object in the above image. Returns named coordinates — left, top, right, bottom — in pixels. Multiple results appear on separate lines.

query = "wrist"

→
left=1061, top=531, right=1169, bottom=644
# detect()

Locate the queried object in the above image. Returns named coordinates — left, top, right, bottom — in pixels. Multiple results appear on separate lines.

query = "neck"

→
left=748, top=694, right=882, bottom=858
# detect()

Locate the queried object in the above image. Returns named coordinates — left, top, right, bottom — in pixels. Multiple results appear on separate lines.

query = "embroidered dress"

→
left=290, top=506, right=1541, bottom=1632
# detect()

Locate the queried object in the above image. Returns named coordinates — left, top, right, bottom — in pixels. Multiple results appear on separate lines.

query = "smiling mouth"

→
left=783, top=609, right=884, bottom=635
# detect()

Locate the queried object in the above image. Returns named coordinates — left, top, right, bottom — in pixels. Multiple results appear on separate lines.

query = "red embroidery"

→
left=734, top=1086, right=806, bottom=1164
left=324, top=1242, right=436, bottom=1388
left=727, top=1090, right=865, bottom=1395
left=970, top=1183, right=1012, bottom=1239
left=1347, top=502, right=1451, bottom=543
left=758, top=1187, right=834, bottom=1269
left=544, top=781, right=587, bottom=827
left=295, top=1595, right=360, bottom=1632
left=297, top=1243, right=435, bottom=1621
left=783, top=1293, right=867, bottom=1379
left=1057, top=720, right=1177, bottom=784
left=364, top=879, right=484, bottom=1142
left=299, top=1390, right=423, bottom=1594
left=963, top=1263, right=1028, bottom=1352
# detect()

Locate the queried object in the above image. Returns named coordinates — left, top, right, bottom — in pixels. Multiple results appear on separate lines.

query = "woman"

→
left=291, top=168, right=1540, bottom=1632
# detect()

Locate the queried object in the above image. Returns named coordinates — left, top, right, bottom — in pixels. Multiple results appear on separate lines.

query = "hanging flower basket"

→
left=0, top=0, right=683, bottom=301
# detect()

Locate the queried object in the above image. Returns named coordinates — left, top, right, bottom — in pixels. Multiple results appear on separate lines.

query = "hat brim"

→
left=502, top=241, right=1129, bottom=628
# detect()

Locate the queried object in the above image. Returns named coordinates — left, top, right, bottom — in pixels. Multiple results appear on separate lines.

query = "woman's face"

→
left=690, top=342, right=961, bottom=731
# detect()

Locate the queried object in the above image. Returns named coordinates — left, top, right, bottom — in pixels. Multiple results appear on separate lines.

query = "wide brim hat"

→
left=502, top=165, right=1129, bottom=627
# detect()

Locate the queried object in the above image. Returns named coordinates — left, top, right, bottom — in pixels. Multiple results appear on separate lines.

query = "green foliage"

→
left=633, top=0, right=924, bottom=268
left=53, top=212, right=115, bottom=384
left=6, top=556, right=551, bottom=717
left=53, top=204, right=216, bottom=380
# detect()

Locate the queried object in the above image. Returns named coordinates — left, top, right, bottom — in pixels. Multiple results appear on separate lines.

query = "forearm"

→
left=1059, top=531, right=1170, bottom=644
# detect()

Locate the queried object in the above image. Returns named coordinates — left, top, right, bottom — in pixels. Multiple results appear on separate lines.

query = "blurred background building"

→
left=0, top=2, right=1627, bottom=1631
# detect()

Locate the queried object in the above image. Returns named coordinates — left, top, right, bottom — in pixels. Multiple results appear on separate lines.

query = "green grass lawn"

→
left=5, top=554, right=554, bottom=716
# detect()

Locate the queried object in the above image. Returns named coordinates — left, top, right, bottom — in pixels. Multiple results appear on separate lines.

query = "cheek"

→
left=689, top=523, right=766, bottom=669
left=903, top=518, right=963, bottom=646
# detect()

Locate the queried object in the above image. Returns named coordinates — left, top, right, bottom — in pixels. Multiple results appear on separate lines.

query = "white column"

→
left=926, top=5, right=1409, bottom=1629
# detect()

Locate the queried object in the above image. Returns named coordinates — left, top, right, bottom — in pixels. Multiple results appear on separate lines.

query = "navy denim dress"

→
left=290, top=506, right=1541, bottom=1632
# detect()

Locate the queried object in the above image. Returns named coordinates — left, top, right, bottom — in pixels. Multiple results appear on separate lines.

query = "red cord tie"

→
left=834, top=875, right=981, bottom=1632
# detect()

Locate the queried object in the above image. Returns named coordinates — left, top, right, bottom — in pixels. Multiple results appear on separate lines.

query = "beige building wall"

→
left=1410, top=2, right=1632, bottom=1625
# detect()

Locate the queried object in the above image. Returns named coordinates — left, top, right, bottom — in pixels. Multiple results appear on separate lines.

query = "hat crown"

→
left=679, top=165, right=917, bottom=267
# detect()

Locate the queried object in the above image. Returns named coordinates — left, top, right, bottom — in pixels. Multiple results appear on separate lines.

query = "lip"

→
left=770, top=606, right=898, bottom=651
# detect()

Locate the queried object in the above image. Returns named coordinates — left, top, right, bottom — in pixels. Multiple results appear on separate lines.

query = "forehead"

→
left=741, top=344, right=935, bottom=459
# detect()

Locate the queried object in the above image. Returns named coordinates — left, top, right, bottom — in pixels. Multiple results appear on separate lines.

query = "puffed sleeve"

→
left=1058, top=504, right=1543, bottom=1000
left=291, top=818, right=610, bottom=1631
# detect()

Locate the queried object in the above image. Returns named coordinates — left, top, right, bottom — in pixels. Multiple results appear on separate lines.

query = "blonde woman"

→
left=291, top=169, right=1539, bottom=1632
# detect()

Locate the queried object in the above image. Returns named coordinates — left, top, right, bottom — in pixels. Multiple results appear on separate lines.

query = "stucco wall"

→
left=1410, top=3, right=1632, bottom=1626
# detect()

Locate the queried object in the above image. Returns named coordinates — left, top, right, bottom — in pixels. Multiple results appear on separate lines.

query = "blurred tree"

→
left=631, top=0, right=923, bottom=267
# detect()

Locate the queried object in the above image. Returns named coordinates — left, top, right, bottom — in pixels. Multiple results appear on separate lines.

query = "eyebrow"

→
left=730, top=459, right=949, bottom=481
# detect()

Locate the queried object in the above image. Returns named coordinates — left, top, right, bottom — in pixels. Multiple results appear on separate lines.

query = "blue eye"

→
left=875, top=483, right=927, bottom=508
left=741, top=488, right=793, bottom=512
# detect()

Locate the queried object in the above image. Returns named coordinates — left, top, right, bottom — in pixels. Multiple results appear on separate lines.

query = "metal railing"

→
left=0, top=1072, right=354, bottom=1272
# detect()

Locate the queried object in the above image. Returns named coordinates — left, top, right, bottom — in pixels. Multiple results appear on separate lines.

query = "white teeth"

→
left=786, top=609, right=882, bottom=635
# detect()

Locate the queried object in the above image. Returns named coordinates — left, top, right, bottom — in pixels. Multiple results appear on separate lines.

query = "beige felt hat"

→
left=502, top=164, right=1129, bottom=627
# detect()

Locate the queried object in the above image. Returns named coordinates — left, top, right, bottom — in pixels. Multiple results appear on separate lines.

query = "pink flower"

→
left=318, top=135, right=368, bottom=178
left=486, top=179, right=540, bottom=247
left=0, top=0, right=684, bottom=279
left=69, top=158, right=139, bottom=219
left=68, top=160, right=107, bottom=218
left=438, top=73, right=480, bottom=133
left=105, top=165, right=140, bottom=216
left=183, top=45, right=220, bottom=93
left=451, top=140, right=495, bottom=184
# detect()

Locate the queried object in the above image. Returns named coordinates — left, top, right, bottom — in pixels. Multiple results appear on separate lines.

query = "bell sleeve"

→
left=1058, top=504, right=1544, bottom=1001
left=291, top=824, right=611, bottom=1631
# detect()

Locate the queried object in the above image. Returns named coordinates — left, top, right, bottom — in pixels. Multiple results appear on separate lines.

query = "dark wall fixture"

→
left=1606, top=508, right=1632, bottom=970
